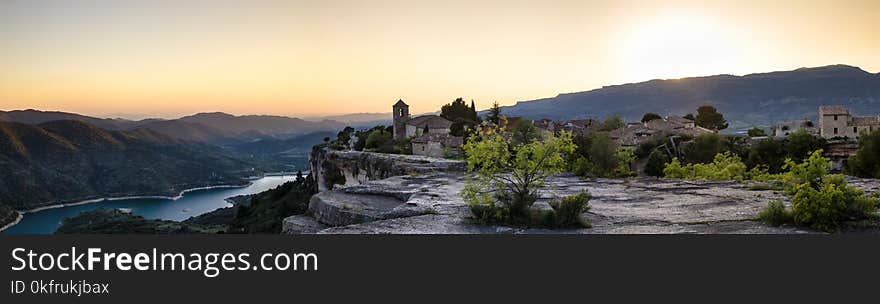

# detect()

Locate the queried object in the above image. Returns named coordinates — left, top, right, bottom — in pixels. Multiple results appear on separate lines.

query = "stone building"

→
left=391, top=99, right=462, bottom=157
left=774, top=119, right=817, bottom=138
left=818, top=106, right=880, bottom=139
left=610, top=115, right=713, bottom=147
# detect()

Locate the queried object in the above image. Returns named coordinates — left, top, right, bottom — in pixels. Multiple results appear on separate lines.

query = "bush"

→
left=757, top=200, right=792, bottom=226
left=570, top=132, right=635, bottom=178
left=781, top=151, right=880, bottom=232
left=549, top=192, right=592, bottom=228
left=747, top=127, right=767, bottom=137
left=846, top=129, right=880, bottom=178
left=683, top=133, right=727, bottom=164
left=644, top=149, right=670, bottom=177
left=663, top=151, right=748, bottom=181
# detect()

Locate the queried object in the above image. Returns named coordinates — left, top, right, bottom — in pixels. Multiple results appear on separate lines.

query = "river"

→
left=2, top=175, right=298, bottom=234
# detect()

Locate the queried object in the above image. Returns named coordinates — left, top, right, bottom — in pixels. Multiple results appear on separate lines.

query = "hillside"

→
left=179, top=112, right=345, bottom=136
left=0, top=110, right=347, bottom=141
left=495, top=65, right=880, bottom=132
left=0, top=120, right=258, bottom=211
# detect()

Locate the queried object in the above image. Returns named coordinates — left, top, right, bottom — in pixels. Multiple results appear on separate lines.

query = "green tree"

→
left=600, top=115, right=625, bottom=131
left=695, top=105, right=728, bottom=131
left=745, top=138, right=786, bottom=173
left=644, top=149, right=670, bottom=177
left=641, top=112, right=662, bottom=123
left=364, top=129, right=392, bottom=151
left=510, top=119, right=539, bottom=146
left=683, top=133, right=726, bottom=164
left=785, top=128, right=825, bottom=162
left=486, top=101, right=502, bottom=125
left=461, top=125, right=575, bottom=222
left=846, top=129, right=880, bottom=178
left=683, top=113, right=695, bottom=121
left=441, top=97, right=481, bottom=137
left=747, top=127, right=767, bottom=137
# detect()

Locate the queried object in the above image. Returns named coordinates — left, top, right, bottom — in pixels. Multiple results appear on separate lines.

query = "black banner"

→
left=1, top=235, right=877, bottom=303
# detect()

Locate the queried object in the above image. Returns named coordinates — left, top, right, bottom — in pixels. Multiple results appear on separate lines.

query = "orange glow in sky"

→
left=1, top=0, right=879, bottom=119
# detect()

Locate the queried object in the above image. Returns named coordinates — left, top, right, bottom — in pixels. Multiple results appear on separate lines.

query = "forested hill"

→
left=0, top=120, right=258, bottom=210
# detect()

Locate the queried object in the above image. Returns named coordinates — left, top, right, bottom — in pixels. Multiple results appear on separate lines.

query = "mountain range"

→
left=493, top=65, right=880, bottom=132
left=0, top=119, right=262, bottom=211
left=0, top=110, right=346, bottom=143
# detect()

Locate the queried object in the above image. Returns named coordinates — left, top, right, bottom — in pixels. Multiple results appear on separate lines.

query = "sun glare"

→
left=614, top=12, right=745, bottom=83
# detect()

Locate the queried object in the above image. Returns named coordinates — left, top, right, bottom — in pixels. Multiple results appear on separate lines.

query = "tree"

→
left=683, top=113, right=695, bottom=121
left=600, top=115, right=625, bottom=131
left=683, top=133, right=726, bottom=164
left=441, top=97, right=481, bottom=136
left=334, top=126, right=355, bottom=149
left=695, top=105, right=728, bottom=130
left=641, top=112, right=662, bottom=123
left=644, top=149, right=670, bottom=177
left=785, top=129, right=825, bottom=162
left=747, top=127, right=767, bottom=137
left=364, top=129, right=393, bottom=152
left=461, top=125, right=575, bottom=221
left=511, top=119, right=539, bottom=146
left=846, top=129, right=880, bottom=178
left=745, top=138, right=786, bottom=173
left=486, top=101, right=502, bottom=125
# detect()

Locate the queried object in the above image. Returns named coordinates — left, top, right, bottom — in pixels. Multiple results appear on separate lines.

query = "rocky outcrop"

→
left=282, top=215, right=327, bottom=234
left=309, top=148, right=466, bottom=191
left=302, top=149, right=880, bottom=234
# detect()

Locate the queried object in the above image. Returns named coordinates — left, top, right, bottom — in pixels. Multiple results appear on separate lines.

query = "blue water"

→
left=3, top=175, right=297, bottom=234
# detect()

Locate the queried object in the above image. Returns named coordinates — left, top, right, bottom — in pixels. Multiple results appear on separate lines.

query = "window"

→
left=834, top=127, right=838, bottom=134
left=854, top=127, right=858, bottom=134
left=834, top=115, right=838, bottom=121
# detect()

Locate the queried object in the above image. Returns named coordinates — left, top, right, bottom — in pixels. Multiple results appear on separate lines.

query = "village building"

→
left=392, top=99, right=462, bottom=158
left=818, top=105, right=880, bottom=139
left=610, top=115, right=713, bottom=147
left=774, top=119, right=817, bottom=138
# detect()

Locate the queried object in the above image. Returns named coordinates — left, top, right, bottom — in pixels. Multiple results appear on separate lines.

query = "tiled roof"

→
left=851, top=116, right=880, bottom=126
left=406, top=115, right=453, bottom=129
left=819, top=106, right=850, bottom=116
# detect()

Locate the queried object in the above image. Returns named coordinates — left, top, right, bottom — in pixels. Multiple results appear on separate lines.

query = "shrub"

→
left=846, top=129, right=880, bottom=178
left=461, top=124, right=575, bottom=225
left=644, top=149, right=670, bottom=177
left=548, top=191, right=592, bottom=227
left=757, top=200, right=792, bottom=226
left=663, top=151, right=747, bottom=181
left=683, top=133, right=727, bottom=164
left=747, top=127, right=767, bottom=137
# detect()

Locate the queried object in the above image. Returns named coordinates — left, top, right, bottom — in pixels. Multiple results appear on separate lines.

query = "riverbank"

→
left=0, top=212, right=23, bottom=233
left=0, top=183, right=250, bottom=233
left=1, top=174, right=301, bottom=233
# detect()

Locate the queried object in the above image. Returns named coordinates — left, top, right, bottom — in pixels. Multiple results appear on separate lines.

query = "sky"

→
left=1, top=0, right=879, bottom=119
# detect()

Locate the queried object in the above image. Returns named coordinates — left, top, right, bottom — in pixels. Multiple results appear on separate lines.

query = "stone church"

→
left=392, top=99, right=463, bottom=158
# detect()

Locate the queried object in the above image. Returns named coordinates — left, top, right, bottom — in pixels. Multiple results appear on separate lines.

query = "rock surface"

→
left=282, top=215, right=327, bottom=234
left=304, top=150, right=880, bottom=234
left=310, top=148, right=466, bottom=191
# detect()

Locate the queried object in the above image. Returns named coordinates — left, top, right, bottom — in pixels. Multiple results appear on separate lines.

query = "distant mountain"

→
left=306, top=113, right=391, bottom=127
left=230, top=130, right=336, bottom=155
left=179, top=112, right=345, bottom=137
left=0, top=110, right=348, bottom=142
left=0, top=120, right=259, bottom=211
left=0, top=109, right=138, bottom=130
left=493, top=65, right=880, bottom=132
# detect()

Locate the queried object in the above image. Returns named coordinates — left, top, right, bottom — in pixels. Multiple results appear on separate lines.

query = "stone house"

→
left=391, top=99, right=462, bottom=157
left=818, top=105, right=880, bottom=139
left=611, top=115, right=712, bottom=147
left=774, top=119, right=817, bottom=138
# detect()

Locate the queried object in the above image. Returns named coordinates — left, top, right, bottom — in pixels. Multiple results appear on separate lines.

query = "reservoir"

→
left=3, top=175, right=298, bottom=234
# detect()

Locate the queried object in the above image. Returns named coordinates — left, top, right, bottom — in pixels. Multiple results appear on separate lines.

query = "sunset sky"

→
left=1, top=0, right=879, bottom=119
